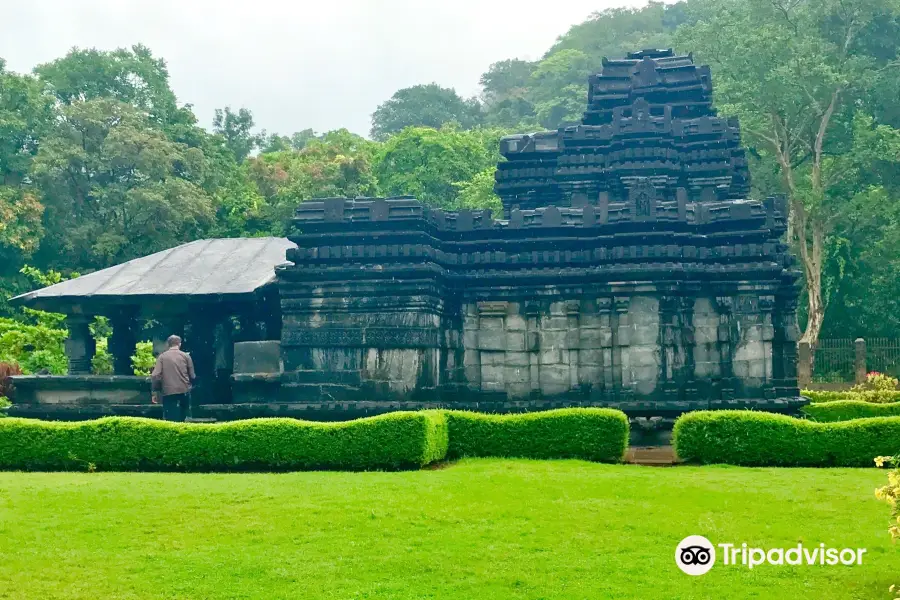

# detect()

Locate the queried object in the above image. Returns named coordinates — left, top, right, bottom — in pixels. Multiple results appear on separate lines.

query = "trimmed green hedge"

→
left=673, top=410, right=900, bottom=467
left=0, top=411, right=449, bottom=472
left=0, top=408, right=632, bottom=471
left=802, top=389, right=900, bottom=404
left=802, top=401, right=900, bottom=422
left=446, top=408, right=629, bottom=462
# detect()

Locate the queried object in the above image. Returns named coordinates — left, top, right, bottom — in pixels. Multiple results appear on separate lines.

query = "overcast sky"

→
left=2, top=0, right=653, bottom=137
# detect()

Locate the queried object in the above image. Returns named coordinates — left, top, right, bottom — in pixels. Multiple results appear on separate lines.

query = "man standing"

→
left=151, top=335, right=196, bottom=422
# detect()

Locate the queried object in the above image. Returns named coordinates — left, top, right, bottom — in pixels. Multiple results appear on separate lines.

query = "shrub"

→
left=132, top=341, right=155, bottom=376
left=0, top=361, right=21, bottom=399
left=854, top=371, right=899, bottom=392
left=0, top=318, right=67, bottom=374
left=802, top=401, right=900, bottom=422
left=874, top=455, right=900, bottom=540
left=802, top=389, right=900, bottom=404
left=0, top=396, right=10, bottom=417
left=445, top=408, right=628, bottom=462
left=0, top=411, right=449, bottom=472
left=92, top=338, right=114, bottom=375
left=673, top=410, right=900, bottom=467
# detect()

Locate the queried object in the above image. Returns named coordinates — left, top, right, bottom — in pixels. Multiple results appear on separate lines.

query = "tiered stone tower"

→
left=274, top=49, right=802, bottom=425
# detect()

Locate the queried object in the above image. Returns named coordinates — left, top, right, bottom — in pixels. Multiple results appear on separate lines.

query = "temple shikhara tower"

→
left=275, top=49, right=802, bottom=426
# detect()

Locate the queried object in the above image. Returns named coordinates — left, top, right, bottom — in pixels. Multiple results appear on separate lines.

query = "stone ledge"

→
left=8, top=403, right=161, bottom=420
left=10, top=375, right=150, bottom=391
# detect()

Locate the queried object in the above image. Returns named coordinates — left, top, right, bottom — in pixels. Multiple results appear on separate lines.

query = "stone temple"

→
left=9, top=49, right=803, bottom=432
left=274, top=48, right=802, bottom=425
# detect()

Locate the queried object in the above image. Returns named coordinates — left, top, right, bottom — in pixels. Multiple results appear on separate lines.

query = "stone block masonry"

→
left=268, top=49, right=803, bottom=422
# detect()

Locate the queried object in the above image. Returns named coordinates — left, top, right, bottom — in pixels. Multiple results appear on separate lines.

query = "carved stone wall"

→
left=265, top=48, right=803, bottom=421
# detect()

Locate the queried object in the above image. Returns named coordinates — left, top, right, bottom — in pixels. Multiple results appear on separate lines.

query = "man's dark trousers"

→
left=162, top=393, right=190, bottom=422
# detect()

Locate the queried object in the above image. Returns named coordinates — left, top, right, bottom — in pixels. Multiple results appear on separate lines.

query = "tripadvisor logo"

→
left=675, top=535, right=867, bottom=576
left=676, top=535, right=716, bottom=576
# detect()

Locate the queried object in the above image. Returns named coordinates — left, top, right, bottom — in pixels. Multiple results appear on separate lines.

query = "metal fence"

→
left=864, top=338, right=900, bottom=376
left=811, top=338, right=855, bottom=383
left=810, top=337, right=900, bottom=384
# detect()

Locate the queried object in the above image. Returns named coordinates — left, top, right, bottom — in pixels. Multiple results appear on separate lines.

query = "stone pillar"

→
left=855, top=338, right=867, bottom=385
left=679, top=296, right=697, bottom=398
left=503, top=302, right=532, bottom=399
left=524, top=302, right=541, bottom=396
left=539, top=301, right=571, bottom=397
left=215, top=320, right=235, bottom=377
left=577, top=299, right=603, bottom=393
left=774, top=294, right=800, bottom=396
left=108, top=309, right=138, bottom=376
left=475, top=301, right=507, bottom=394
left=65, top=315, right=96, bottom=375
left=612, top=296, right=631, bottom=397
left=758, top=295, right=776, bottom=398
left=659, top=295, right=680, bottom=400
left=565, top=300, right=580, bottom=390
left=461, top=303, right=482, bottom=390
left=715, top=296, right=736, bottom=401
left=597, top=298, right=613, bottom=396
left=187, top=314, right=217, bottom=405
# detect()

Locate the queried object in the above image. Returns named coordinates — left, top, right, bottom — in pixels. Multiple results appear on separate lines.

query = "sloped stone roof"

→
left=11, top=237, right=296, bottom=311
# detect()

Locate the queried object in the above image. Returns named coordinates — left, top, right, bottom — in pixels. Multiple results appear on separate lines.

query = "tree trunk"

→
left=798, top=216, right=826, bottom=386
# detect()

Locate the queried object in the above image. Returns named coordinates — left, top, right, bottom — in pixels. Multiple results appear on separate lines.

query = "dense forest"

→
left=2, top=0, right=900, bottom=374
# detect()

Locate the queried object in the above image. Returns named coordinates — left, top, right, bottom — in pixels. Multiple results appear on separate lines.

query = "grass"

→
left=0, top=460, right=896, bottom=599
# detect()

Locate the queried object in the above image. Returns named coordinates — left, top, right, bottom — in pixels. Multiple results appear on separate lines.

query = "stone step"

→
left=625, top=445, right=678, bottom=466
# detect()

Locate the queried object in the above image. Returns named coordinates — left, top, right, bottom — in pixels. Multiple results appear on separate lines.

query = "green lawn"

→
left=0, top=460, right=895, bottom=599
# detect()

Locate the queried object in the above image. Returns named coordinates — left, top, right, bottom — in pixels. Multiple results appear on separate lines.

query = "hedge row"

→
left=446, top=408, right=629, bottom=462
left=673, top=410, right=900, bottom=467
left=802, top=401, right=900, bottom=422
left=0, top=411, right=449, bottom=472
left=802, top=389, right=900, bottom=404
left=0, top=408, right=630, bottom=472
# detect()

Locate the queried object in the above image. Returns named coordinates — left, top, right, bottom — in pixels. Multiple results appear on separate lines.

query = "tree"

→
left=455, top=167, right=502, bottom=214
left=526, top=49, right=593, bottom=129
left=0, top=58, right=53, bottom=316
left=813, top=117, right=900, bottom=337
left=213, top=106, right=265, bottom=163
left=475, top=2, right=691, bottom=131
left=261, top=129, right=317, bottom=153
left=371, top=84, right=482, bottom=141
left=34, top=45, right=184, bottom=128
left=374, top=126, right=503, bottom=208
left=31, top=99, right=215, bottom=270
left=677, top=0, right=900, bottom=349
left=242, top=129, right=380, bottom=234
left=290, top=129, right=317, bottom=150
left=547, top=2, right=688, bottom=64
left=0, top=59, right=49, bottom=254
left=480, top=60, right=537, bottom=128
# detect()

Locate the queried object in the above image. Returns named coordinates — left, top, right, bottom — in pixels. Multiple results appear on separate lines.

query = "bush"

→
left=802, top=389, right=900, bottom=404
left=445, top=408, right=628, bottom=462
left=132, top=341, right=155, bottom=376
left=92, top=338, right=114, bottom=375
left=0, top=411, right=449, bottom=472
left=673, top=410, right=900, bottom=467
left=0, top=361, right=21, bottom=399
left=875, top=455, right=900, bottom=540
left=802, top=401, right=900, bottom=422
left=0, top=318, right=68, bottom=374
left=854, top=371, right=899, bottom=392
